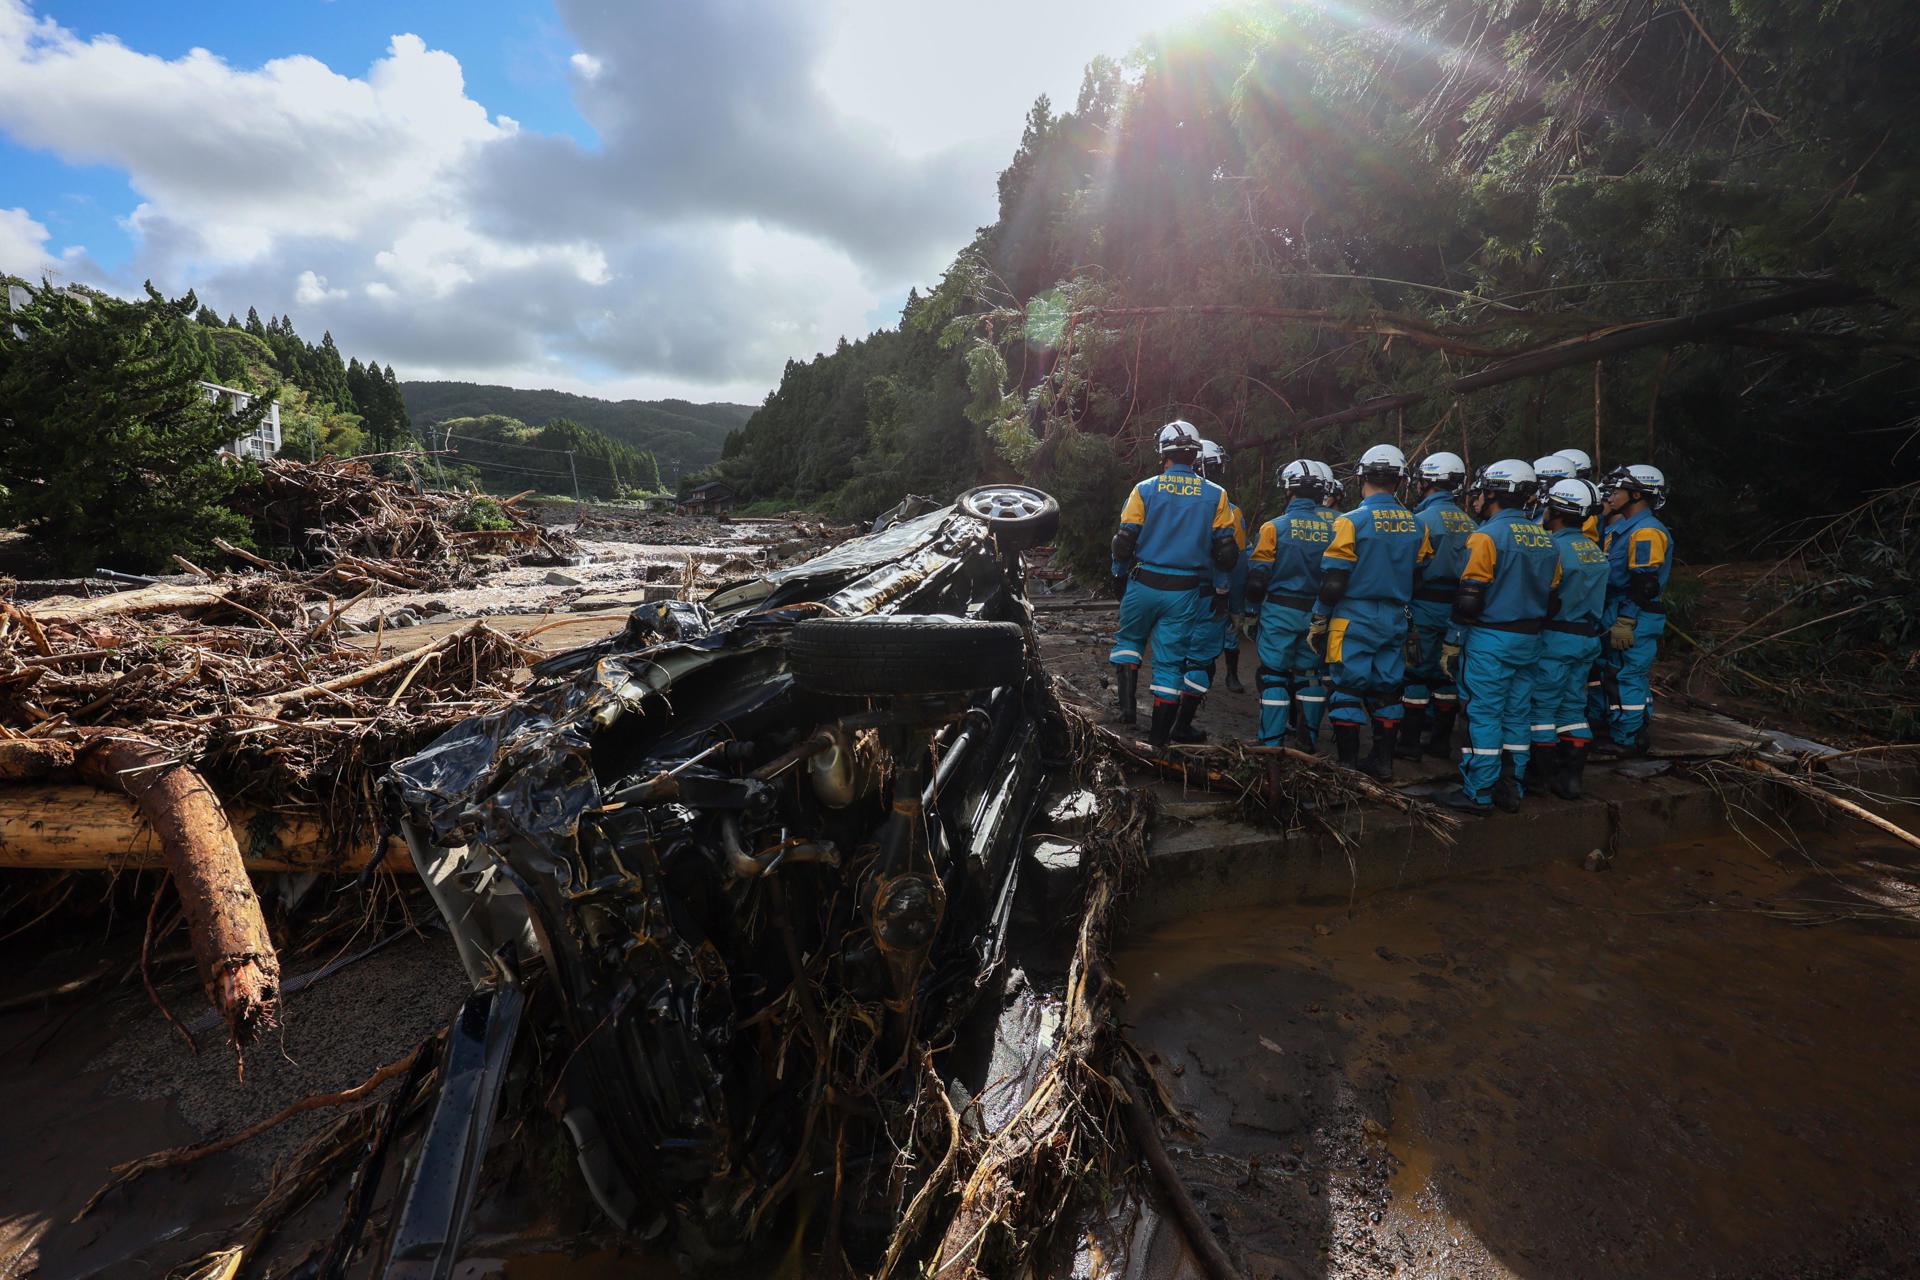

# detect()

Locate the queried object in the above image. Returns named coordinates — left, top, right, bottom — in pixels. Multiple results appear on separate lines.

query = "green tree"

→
left=0, top=283, right=261, bottom=572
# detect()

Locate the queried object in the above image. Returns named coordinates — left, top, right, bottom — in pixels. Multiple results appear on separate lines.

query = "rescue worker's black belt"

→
left=1466, top=617, right=1545, bottom=635
left=1544, top=619, right=1602, bottom=637
left=1262, top=590, right=1315, bottom=610
left=1413, top=585, right=1458, bottom=603
left=1130, top=567, right=1206, bottom=591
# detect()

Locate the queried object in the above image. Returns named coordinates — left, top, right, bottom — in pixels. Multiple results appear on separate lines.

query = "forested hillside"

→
left=716, top=1, right=1920, bottom=569
left=402, top=381, right=751, bottom=482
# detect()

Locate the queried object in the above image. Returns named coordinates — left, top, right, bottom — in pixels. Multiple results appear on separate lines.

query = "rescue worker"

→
left=1245, top=459, right=1335, bottom=750
left=1554, top=448, right=1604, bottom=540
left=1400, top=452, right=1476, bottom=760
left=1528, top=478, right=1608, bottom=798
left=1109, top=420, right=1241, bottom=747
left=1529, top=454, right=1577, bottom=519
left=1190, top=440, right=1251, bottom=697
left=1313, top=444, right=1430, bottom=779
left=1594, top=464, right=1672, bottom=755
left=1436, top=460, right=1561, bottom=814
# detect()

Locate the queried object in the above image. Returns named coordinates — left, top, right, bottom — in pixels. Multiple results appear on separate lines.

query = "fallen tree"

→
left=0, top=729, right=282, bottom=1050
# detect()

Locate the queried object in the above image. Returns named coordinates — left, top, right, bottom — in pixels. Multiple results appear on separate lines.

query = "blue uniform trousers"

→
left=1456, top=627, right=1542, bottom=803
left=1402, top=598, right=1458, bottom=715
left=1325, top=600, right=1407, bottom=728
left=1186, top=604, right=1230, bottom=692
left=1530, top=630, right=1602, bottom=749
left=1603, top=613, right=1663, bottom=743
left=1254, top=602, right=1325, bottom=748
left=1110, top=581, right=1205, bottom=703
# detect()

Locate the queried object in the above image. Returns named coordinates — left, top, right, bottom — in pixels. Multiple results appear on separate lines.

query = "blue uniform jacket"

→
left=1112, top=463, right=1237, bottom=590
left=1246, top=497, right=1333, bottom=601
left=1456, top=508, right=1560, bottom=626
left=1549, top=528, right=1608, bottom=628
left=1603, top=509, right=1673, bottom=620
left=1412, top=491, right=1477, bottom=592
left=1320, top=491, right=1430, bottom=608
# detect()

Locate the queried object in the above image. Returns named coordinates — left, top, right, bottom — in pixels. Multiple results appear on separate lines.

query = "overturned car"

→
left=381, top=485, right=1066, bottom=1270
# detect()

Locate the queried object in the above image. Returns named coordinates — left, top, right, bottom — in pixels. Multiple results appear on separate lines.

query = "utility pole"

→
left=566, top=450, right=581, bottom=502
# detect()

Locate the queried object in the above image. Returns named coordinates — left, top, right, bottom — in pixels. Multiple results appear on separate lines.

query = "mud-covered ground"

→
left=1113, top=828, right=1920, bottom=1279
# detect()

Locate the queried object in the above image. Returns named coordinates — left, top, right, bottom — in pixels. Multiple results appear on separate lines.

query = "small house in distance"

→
left=202, top=381, right=282, bottom=461
left=676, top=480, right=738, bottom=516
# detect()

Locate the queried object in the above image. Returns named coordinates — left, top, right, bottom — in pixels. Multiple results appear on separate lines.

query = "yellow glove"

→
left=1440, top=641, right=1462, bottom=680
left=1608, top=615, right=1638, bottom=652
left=1307, top=615, right=1330, bottom=660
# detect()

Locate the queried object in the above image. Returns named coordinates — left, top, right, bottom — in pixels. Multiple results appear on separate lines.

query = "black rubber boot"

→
left=1552, top=741, right=1585, bottom=800
left=1525, top=747, right=1551, bottom=791
left=1223, top=649, right=1246, bottom=693
left=1360, top=721, right=1396, bottom=781
left=1112, top=664, right=1138, bottom=726
left=1170, top=693, right=1209, bottom=744
left=1333, top=723, right=1363, bottom=769
left=1147, top=699, right=1178, bottom=749
left=1425, top=705, right=1459, bottom=759
left=1492, top=755, right=1522, bottom=814
left=1396, top=705, right=1427, bottom=759
left=1438, top=787, right=1492, bottom=815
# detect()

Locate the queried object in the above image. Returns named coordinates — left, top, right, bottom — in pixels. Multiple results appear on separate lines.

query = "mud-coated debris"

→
left=1583, top=847, right=1612, bottom=871
left=543, top=570, right=583, bottom=587
left=384, top=609, right=419, bottom=629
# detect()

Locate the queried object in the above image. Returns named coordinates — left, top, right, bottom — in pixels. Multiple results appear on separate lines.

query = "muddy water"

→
left=1114, top=831, right=1920, bottom=1279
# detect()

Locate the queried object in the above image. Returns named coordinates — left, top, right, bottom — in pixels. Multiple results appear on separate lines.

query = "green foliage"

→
left=450, top=495, right=514, bottom=533
left=433, top=413, right=662, bottom=498
left=0, top=284, right=259, bottom=571
left=400, top=382, right=750, bottom=483
left=276, top=384, right=368, bottom=460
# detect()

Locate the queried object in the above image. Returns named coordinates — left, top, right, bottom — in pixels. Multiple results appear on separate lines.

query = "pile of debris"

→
left=228, top=457, right=581, bottom=591
left=0, top=577, right=533, bottom=853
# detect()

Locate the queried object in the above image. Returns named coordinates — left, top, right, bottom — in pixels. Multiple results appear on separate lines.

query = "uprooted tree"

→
left=0, top=282, right=267, bottom=573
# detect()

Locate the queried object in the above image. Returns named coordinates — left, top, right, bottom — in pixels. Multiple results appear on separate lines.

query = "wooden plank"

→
left=0, top=785, right=408, bottom=874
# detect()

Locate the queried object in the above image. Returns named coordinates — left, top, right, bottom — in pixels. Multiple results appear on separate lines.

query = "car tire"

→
left=788, top=615, right=1026, bottom=696
left=954, top=484, right=1061, bottom=551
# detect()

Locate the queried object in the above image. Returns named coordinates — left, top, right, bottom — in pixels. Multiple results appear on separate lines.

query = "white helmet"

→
left=1157, top=419, right=1204, bottom=458
left=1557, top=447, right=1594, bottom=479
left=1356, top=443, right=1406, bottom=483
left=1197, top=439, right=1229, bottom=480
left=1309, top=459, right=1341, bottom=502
left=1544, top=478, right=1602, bottom=519
left=1417, top=451, right=1467, bottom=486
left=1533, top=454, right=1578, bottom=485
left=1278, top=458, right=1318, bottom=494
left=1601, top=463, right=1668, bottom=509
left=1470, top=458, right=1538, bottom=499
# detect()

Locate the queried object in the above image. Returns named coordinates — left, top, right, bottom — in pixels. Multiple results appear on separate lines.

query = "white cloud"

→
left=0, top=205, right=58, bottom=277
left=0, top=0, right=1202, bottom=400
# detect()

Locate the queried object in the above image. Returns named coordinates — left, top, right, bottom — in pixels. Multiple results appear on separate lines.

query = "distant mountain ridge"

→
left=401, top=381, right=755, bottom=481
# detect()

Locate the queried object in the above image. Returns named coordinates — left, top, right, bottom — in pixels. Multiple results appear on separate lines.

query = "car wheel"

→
left=954, top=484, right=1061, bottom=551
left=787, top=615, right=1025, bottom=696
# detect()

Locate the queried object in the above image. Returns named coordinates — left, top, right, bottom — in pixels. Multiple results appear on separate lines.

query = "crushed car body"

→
left=383, top=485, right=1066, bottom=1270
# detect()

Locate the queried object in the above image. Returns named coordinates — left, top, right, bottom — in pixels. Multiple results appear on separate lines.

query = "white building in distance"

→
left=201, top=381, right=281, bottom=461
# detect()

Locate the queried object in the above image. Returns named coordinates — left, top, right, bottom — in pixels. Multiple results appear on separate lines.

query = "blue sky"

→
left=0, top=0, right=1208, bottom=401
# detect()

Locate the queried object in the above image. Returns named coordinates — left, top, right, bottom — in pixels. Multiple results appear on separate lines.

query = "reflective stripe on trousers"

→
left=1111, top=581, right=1206, bottom=701
left=1456, top=626, right=1542, bottom=802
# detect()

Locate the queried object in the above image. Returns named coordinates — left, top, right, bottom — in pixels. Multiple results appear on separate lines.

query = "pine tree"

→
left=0, top=284, right=261, bottom=571
left=244, top=306, right=265, bottom=337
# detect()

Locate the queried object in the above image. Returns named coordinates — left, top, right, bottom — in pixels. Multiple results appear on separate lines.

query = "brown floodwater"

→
left=1113, top=827, right=1920, bottom=1279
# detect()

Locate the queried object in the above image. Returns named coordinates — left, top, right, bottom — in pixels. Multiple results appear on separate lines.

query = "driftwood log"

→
left=0, top=730, right=284, bottom=1047
left=0, top=784, right=401, bottom=873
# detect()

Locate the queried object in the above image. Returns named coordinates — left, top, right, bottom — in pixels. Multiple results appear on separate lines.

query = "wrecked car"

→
left=381, top=484, right=1066, bottom=1270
